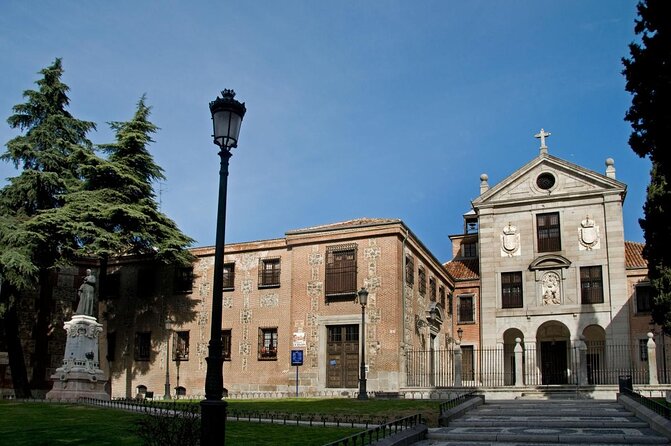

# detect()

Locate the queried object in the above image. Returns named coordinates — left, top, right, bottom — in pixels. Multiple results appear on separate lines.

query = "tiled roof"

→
left=625, top=241, right=647, bottom=269
left=444, top=258, right=479, bottom=280
left=287, top=218, right=400, bottom=234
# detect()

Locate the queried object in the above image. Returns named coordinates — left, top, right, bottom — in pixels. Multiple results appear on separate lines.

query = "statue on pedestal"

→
left=75, top=269, right=96, bottom=317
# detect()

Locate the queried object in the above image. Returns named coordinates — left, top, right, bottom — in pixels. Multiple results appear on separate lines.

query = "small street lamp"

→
left=201, top=89, right=246, bottom=446
left=457, top=327, right=464, bottom=342
left=164, top=318, right=173, bottom=400
left=357, top=287, right=369, bottom=401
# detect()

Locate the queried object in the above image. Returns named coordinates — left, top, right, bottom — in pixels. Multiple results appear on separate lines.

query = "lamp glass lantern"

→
left=457, top=327, right=464, bottom=341
left=210, top=89, right=247, bottom=149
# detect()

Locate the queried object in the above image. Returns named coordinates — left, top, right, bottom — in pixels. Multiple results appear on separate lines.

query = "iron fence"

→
left=323, top=413, right=423, bottom=446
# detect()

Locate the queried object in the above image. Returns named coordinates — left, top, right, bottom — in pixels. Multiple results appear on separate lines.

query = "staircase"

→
left=416, top=399, right=670, bottom=445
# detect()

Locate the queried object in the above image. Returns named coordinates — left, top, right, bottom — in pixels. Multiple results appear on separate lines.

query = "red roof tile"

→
left=625, top=241, right=647, bottom=269
left=444, top=258, right=479, bottom=280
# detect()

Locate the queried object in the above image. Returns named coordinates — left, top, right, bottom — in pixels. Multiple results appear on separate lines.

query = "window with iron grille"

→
left=429, top=277, right=437, bottom=302
left=458, top=295, right=475, bottom=323
left=640, top=339, right=649, bottom=361
left=137, top=268, right=155, bottom=297
left=439, top=286, right=446, bottom=308
left=258, top=258, right=281, bottom=288
left=106, top=331, right=117, bottom=362
left=405, top=255, right=414, bottom=286
left=134, top=331, right=151, bottom=361
left=325, top=244, right=357, bottom=297
left=463, top=242, right=477, bottom=258
left=580, top=266, right=604, bottom=304
left=258, top=327, right=278, bottom=360
left=174, top=267, right=193, bottom=294
left=636, top=284, right=652, bottom=313
left=222, top=329, right=232, bottom=361
left=103, top=272, right=121, bottom=299
left=173, top=331, right=189, bottom=361
left=418, top=267, right=426, bottom=296
left=501, top=272, right=523, bottom=309
left=223, top=263, right=235, bottom=290
left=537, top=212, right=561, bottom=252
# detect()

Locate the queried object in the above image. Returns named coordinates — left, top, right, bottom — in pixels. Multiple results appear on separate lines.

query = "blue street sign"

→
left=291, top=349, right=303, bottom=366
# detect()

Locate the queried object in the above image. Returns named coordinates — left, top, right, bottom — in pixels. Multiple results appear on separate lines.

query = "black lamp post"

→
left=201, top=89, right=246, bottom=446
left=457, top=327, right=463, bottom=343
left=357, top=287, right=369, bottom=400
left=164, top=318, right=173, bottom=400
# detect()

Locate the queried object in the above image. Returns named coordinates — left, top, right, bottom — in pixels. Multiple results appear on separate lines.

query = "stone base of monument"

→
left=46, top=314, right=110, bottom=401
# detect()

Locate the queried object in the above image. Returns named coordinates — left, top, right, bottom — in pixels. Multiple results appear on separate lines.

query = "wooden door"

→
left=326, top=325, right=359, bottom=388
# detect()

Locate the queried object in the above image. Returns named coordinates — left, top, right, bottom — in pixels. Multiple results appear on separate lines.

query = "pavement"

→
left=414, top=398, right=670, bottom=445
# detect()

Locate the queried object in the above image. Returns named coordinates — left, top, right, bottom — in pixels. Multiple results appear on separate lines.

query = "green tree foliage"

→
left=0, top=58, right=96, bottom=395
left=623, top=0, right=671, bottom=332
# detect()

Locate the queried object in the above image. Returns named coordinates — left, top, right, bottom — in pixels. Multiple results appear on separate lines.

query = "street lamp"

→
left=457, top=327, right=463, bottom=342
left=164, top=318, right=173, bottom=400
left=357, top=287, right=369, bottom=401
left=201, top=89, right=246, bottom=446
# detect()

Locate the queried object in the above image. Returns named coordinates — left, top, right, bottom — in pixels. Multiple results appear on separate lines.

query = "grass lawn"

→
left=0, top=400, right=362, bottom=445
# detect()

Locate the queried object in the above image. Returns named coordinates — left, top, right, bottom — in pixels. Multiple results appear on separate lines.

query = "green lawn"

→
left=0, top=400, right=363, bottom=445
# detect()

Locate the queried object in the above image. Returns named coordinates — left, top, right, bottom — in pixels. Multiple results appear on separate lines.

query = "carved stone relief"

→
left=541, top=271, right=561, bottom=305
left=578, top=215, right=601, bottom=250
left=500, top=223, right=521, bottom=257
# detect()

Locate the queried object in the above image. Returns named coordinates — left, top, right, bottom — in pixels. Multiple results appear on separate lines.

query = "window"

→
left=259, top=258, right=281, bottom=288
left=640, top=339, right=649, bottom=361
left=465, top=217, right=478, bottom=234
left=536, top=172, right=556, bottom=190
left=103, top=272, right=121, bottom=299
left=462, top=345, right=475, bottom=380
left=173, top=331, right=189, bottom=361
left=418, top=267, right=426, bottom=296
left=501, top=272, right=523, bottom=309
left=537, top=212, right=561, bottom=252
left=405, top=256, right=414, bottom=286
left=223, top=263, right=235, bottom=290
left=134, top=332, right=151, bottom=361
left=137, top=268, right=155, bottom=297
left=429, top=277, right=437, bottom=302
left=106, top=331, right=117, bottom=362
left=463, top=242, right=477, bottom=258
left=636, top=284, right=652, bottom=313
left=258, top=328, right=278, bottom=360
left=458, top=295, right=475, bottom=323
left=222, top=329, right=232, bottom=361
left=174, top=267, right=193, bottom=294
left=439, top=286, right=446, bottom=308
left=325, top=244, right=357, bottom=297
left=580, top=266, right=604, bottom=304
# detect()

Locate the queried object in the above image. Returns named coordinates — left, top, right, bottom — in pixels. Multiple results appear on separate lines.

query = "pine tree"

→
left=623, top=0, right=671, bottom=332
left=0, top=59, right=96, bottom=396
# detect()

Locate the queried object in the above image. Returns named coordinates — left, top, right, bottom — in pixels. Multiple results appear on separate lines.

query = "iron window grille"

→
left=501, top=272, right=523, bottom=309
left=173, top=331, right=189, bottom=361
left=458, top=295, right=475, bottom=323
left=463, top=242, right=477, bottom=258
left=418, top=267, right=427, bottom=296
left=537, top=212, right=561, bottom=252
left=222, top=329, right=232, bottom=361
left=134, top=331, right=151, bottom=361
left=405, top=255, right=415, bottom=286
left=439, top=286, right=446, bottom=308
left=137, top=268, right=156, bottom=298
left=258, top=327, right=278, bottom=360
left=429, top=277, right=437, bottom=302
left=636, top=284, right=652, bottom=313
left=258, top=258, right=281, bottom=288
left=580, top=266, right=604, bottom=304
left=106, top=331, right=117, bottom=362
left=325, top=244, right=357, bottom=299
left=103, top=272, right=121, bottom=299
left=640, top=339, right=649, bottom=361
left=174, top=267, right=194, bottom=294
left=223, top=263, right=235, bottom=290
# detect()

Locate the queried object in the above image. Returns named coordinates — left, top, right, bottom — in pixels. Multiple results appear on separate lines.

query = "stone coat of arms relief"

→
left=578, top=215, right=601, bottom=250
left=500, top=222, right=521, bottom=257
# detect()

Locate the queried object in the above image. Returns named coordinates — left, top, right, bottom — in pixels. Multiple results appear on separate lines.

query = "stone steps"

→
left=416, top=399, right=670, bottom=445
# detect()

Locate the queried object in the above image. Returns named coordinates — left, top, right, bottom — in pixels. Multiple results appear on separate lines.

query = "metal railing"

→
left=438, top=390, right=478, bottom=417
left=323, top=414, right=423, bottom=446
left=621, top=387, right=671, bottom=419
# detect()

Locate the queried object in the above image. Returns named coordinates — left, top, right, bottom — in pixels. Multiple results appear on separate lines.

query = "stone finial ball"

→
left=648, top=332, right=655, bottom=339
left=480, top=173, right=489, bottom=182
left=606, top=158, right=614, bottom=166
left=515, top=337, right=521, bottom=343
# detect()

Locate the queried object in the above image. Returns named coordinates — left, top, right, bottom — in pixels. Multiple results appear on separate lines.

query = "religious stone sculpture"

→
left=578, top=215, right=600, bottom=250
left=75, top=269, right=97, bottom=317
left=542, top=272, right=561, bottom=305
left=500, top=222, right=520, bottom=257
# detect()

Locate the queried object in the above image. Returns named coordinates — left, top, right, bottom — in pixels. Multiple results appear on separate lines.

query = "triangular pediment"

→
left=472, top=154, right=626, bottom=207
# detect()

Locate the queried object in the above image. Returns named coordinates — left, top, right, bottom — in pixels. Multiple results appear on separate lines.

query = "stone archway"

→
left=503, top=328, right=524, bottom=386
left=583, top=324, right=606, bottom=384
left=536, top=321, right=571, bottom=385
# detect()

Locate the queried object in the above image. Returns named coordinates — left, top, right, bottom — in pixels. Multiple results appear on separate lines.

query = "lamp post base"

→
left=200, top=399, right=228, bottom=445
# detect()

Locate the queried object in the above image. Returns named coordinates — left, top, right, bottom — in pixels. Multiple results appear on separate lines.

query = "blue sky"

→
left=0, top=1, right=649, bottom=261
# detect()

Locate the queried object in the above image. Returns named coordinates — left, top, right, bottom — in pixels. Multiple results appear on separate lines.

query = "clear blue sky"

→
left=0, top=1, right=649, bottom=262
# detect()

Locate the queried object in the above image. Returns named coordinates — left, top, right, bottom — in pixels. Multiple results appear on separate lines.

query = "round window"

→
left=536, top=172, right=555, bottom=190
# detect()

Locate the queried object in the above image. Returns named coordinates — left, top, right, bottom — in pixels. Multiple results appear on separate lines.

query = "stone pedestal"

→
left=46, top=315, right=109, bottom=401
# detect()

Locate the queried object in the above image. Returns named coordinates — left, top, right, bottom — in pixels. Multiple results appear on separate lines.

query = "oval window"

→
left=536, top=172, right=555, bottom=190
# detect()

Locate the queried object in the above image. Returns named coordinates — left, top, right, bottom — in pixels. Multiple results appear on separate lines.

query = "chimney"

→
left=480, top=173, right=489, bottom=194
left=605, top=158, right=616, bottom=179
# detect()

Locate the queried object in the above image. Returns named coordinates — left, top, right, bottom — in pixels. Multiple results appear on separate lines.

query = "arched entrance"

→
left=537, top=321, right=570, bottom=385
left=503, top=328, right=524, bottom=386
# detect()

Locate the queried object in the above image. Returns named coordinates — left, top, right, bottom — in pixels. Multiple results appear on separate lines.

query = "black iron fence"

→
left=621, top=387, right=671, bottom=419
left=323, top=414, right=424, bottom=446
left=406, top=343, right=653, bottom=388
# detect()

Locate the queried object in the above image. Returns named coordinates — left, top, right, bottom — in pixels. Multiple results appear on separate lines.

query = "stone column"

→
left=648, top=332, right=659, bottom=385
left=514, top=338, right=524, bottom=387
left=454, top=341, right=462, bottom=387
left=46, top=315, right=109, bottom=401
left=576, top=336, right=588, bottom=387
